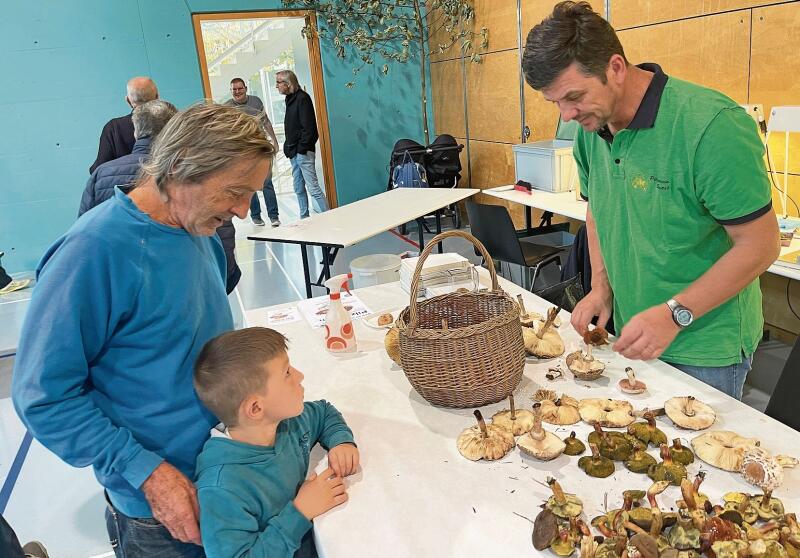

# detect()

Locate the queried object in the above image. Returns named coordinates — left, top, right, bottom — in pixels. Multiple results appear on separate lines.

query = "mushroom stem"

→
left=685, top=396, right=696, bottom=417
left=623, top=521, right=649, bottom=536
left=589, top=442, right=602, bottom=460
left=509, top=395, right=516, bottom=421
left=548, top=477, right=567, bottom=506
left=593, top=517, right=615, bottom=538
left=531, top=403, right=545, bottom=441
left=647, top=482, right=668, bottom=537
left=585, top=343, right=594, bottom=360
left=659, top=444, right=673, bottom=465
left=473, top=409, right=488, bottom=439
left=692, top=471, right=706, bottom=493
left=645, top=412, right=657, bottom=430
left=625, top=367, right=637, bottom=384
left=680, top=477, right=697, bottom=512
left=536, top=306, right=559, bottom=338
left=516, top=294, right=527, bottom=315
left=760, top=489, right=773, bottom=508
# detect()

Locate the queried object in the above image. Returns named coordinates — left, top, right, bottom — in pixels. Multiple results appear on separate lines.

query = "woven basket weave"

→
left=396, top=230, right=525, bottom=408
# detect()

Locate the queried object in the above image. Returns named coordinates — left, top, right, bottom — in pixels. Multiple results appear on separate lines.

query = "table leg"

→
left=525, top=206, right=532, bottom=235
left=417, top=218, right=425, bottom=250
left=301, top=244, right=313, bottom=298
left=315, top=246, right=340, bottom=289
left=435, top=210, right=443, bottom=253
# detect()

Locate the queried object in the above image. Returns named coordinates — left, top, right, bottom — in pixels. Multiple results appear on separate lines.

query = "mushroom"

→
left=577, top=520, right=599, bottom=558
left=619, top=367, right=647, bottom=395
left=578, top=443, right=615, bottom=478
left=722, top=492, right=758, bottom=525
left=668, top=512, right=702, bottom=552
left=566, top=350, right=606, bottom=381
left=589, top=424, right=635, bottom=461
left=534, top=389, right=558, bottom=403
left=669, top=438, right=695, bottom=465
left=456, top=409, right=515, bottom=461
left=665, top=396, right=716, bottom=430
left=384, top=326, right=401, bottom=365
left=377, top=312, right=394, bottom=326
left=539, top=394, right=582, bottom=426
left=545, top=477, right=584, bottom=519
left=491, top=395, right=536, bottom=436
left=647, top=444, right=688, bottom=486
left=628, top=412, right=667, bottom=447
left=691, top=431, right=760, bottom=471
left=517, top=403, right=566, bottom=461
left=627, top=533, right=660, bottom=558
left=626, top=446, right=658, bottom=474
left=749, top=490, right=785, bottom=523
left=533, top=508, right=559, bottom=551
left=646, top=480, right=671, bottom=538
left=523, top=306, right=565, bottom=358
left=583, top=325, right=609, bottom=352
left=710, top=539, right=748, bottom=558
left=551, top=526, right=577, bottom=557
left=517, top=295, right=562, bottom=328
left=741, top=447, right=785, bottom=496
left=563, top=431, right=587, bottom=456
left=579, top=398, right=635, bottom=427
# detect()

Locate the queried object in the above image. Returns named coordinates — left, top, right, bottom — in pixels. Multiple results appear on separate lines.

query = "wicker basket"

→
left=396, top=230, right=526, bottom=408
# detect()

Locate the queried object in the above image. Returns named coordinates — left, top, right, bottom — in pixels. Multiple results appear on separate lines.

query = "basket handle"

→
left=408, top=230, right=499, bottom=328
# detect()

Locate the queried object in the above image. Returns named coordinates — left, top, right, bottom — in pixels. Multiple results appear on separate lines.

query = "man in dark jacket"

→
left=80, top=100, right=242, bottom=294
left=276, top=70, right=329, bottom=218
left=89, top=77, right=158, bottom=173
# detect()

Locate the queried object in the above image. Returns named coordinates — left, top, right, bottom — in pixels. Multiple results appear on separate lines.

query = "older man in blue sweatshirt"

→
left=13, top=104, right=276, bottom=557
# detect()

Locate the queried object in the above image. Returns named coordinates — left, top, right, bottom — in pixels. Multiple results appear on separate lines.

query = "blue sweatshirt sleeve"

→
left=199, top=485, right=312, bottom=558
left=304, top=400, right=355, bottom=450
left=12, top=232, right=163, bottom=489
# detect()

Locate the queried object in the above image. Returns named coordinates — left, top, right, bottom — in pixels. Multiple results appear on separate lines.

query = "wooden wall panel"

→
left=611, top=0, right=786, bottom=30
left=465, top=49, right=521, bottom=143
left=472, top=0, right=518, bottom=54
left=524, top=88, right=561, bottom=142
left=751, top=3, right=800, bottom=175
left=768, top=173, right=800, bottom=218
left=618, top=11, right=750, bottom=103
left=431, top=59, right=466, bottom=138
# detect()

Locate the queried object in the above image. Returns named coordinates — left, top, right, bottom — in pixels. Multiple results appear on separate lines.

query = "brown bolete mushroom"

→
left=619, top=367, right=647, bottom=395
left=522, top=306, right=565, bottom=358
left=566, top=350, right=606, bottom=381
left=579, top=398, right=635, bottom=428
left=533, top=508, right=559, bottom=551
left=669, top=438, right=695, bottom=465
left=722, top=492, right=758, bottom=525
left=456, top=409, right=515, bottom=461
left=691, top=431, right=760, bottom=471
left=539, top=394, right=581, bottom=426
left=517, top=403, right=566, bottom=461
left=384, top=326, right=401, bottom=365
left=563, top=431, right=587, bottom=456
left=625, top=446, right=658, bottom=474
left=647, top=444, right=688, bottom=486
left=583, top=325, right=609, bottom=349
left=578, top=442, right=615, bottom=478
left=628, top=412, right=667, bottom=447
left=665, top=396, right=716, bottom=430
left=545, top=477, right=584, bottom=519
left=491, top=395, right=536, bottom=436
left=589, top=424, right=634, bottom=461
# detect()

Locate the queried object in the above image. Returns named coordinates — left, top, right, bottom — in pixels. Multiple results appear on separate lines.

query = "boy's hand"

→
left=294, top=467, right=347, bottom=520
left=328, top=443, right=360, bottom=477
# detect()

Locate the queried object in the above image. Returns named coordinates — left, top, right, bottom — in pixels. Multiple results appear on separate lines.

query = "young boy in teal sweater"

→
left=193, top=327, right=360, bottom=558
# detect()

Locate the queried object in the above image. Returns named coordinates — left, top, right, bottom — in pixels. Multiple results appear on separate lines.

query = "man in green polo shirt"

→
left=521, top=1, right=780, bottom=399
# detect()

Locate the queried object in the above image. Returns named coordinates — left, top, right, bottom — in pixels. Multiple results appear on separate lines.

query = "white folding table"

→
left=246, top=270, right=800, bottom=558
left=249, top=188, right=478, bottom=297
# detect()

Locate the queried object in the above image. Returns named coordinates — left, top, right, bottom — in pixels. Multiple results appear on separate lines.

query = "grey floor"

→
left=0, top=186, right=793, bottom=413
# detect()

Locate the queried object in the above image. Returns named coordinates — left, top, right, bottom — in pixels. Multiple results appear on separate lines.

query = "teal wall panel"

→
left=0, top=0, right=428, bottom=273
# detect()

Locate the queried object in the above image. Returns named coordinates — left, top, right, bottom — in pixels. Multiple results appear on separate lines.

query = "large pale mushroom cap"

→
left=741, top=446, right=784, bottom=493
left=539, top=396, right=581, bottom=425
left=691, top=431, right=760, bottom=471
left=492, top=396, right=536, bottom=436
left=517, top=406, right=566, bottom=461
left=665, top=396, right=715, bottom=430
left=523, top=326, right=565, bottom=358
left=579, top=398, right=635, bottom=427
left=457, top=410, right=516, bottom=461
left=566, top=350, right=606, bottom=380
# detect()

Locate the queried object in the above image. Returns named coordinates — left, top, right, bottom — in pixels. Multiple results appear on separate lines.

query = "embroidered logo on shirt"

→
left=299, top=432, right=311, bottom=452
left=631, top=175, right=648, bottom=191
left=649, top=175, right=671, bottom=190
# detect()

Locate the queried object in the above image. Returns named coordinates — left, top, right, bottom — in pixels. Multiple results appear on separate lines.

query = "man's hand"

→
left=613, top=303, right=680, bottom=361
left=570, top=285, right=613, bottom=336
left=328, top=443, right=360, bottom=477
left=140, top=461, right=202, bottom=545
left=294, top=467, right=348, bottom=520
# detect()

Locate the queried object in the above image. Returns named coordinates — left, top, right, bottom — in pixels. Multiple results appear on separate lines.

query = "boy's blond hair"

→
left=194, top=327, right=288, bottom=427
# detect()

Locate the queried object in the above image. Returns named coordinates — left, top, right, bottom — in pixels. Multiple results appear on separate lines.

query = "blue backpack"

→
left=392, top=150, right=429, bottom=189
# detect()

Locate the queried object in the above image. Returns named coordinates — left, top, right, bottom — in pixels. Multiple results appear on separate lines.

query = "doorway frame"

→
left=191, top=10, right=338, bottom=208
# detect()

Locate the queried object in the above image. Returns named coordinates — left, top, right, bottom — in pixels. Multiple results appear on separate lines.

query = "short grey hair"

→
left=126, top=77, right=158, bottom=106
left=132, top=100, right=177, bottom=140
left=140, top=103, right=276, bottom=195
left=276, top=70, right=299, bottom=93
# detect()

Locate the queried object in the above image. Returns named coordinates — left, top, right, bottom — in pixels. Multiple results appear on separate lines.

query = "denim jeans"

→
left=105, top=499, right=205, bottom=558
left=249, top=175, right=279, bottom=220
left=665, top=352, right=753, bottom=400
left=290, top=151, right=328, bottom=218
left=0, top=515, right=25, bottom=558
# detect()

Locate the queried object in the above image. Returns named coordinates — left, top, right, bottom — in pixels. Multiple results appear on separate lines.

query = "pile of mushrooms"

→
left=531, top=473, right=800, bottom=558
left=522, top=306, right=565, bottom=358
left=456, top=410, right=515, bottom=461
left=517, top=403, right=566, bottom=461
left=579, top=398, right=635, bottom=428
left=665, top=396, right=716, bottom=430
left=534, top=391, right=581, bottom=426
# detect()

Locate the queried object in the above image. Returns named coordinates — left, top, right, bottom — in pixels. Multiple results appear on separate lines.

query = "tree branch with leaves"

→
left=283, top=0, right=488, bottom=144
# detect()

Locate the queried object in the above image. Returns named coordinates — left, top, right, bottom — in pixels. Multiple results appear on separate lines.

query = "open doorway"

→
left=192, top=11, right=337, bottom=211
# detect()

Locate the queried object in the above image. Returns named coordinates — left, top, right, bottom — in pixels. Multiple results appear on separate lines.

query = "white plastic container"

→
left=350, top=254, right=402, bottom=289
left=512, top=140, right=577, bottom=193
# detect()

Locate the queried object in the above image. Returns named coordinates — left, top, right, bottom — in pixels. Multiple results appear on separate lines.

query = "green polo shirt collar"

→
left=597, top=63, right=668, bottom=144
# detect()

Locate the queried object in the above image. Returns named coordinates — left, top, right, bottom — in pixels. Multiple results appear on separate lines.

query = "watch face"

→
left=675, top=308, right=693, bottom=327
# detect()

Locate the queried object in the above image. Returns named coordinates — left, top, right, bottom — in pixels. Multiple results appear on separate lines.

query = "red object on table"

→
left=514, top=180, right=533, bottom=194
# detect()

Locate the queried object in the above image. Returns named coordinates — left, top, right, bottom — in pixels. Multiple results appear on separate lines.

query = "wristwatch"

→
left=666, top=299, right=693, bottom=328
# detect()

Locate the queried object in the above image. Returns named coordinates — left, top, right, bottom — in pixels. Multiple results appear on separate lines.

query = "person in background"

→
left=90, top=77, right=158, bottom=173
left=0, top=251, right=30, bottom=295
left=193, top=327, right=358, bottom=558
left=225, top=77, right=281, bottom=227
left=13, top=103, right=275, bottom=557
left=79, top=99, right=242, bottom=294
left=276, top=70, right=329, bottom=219
left=522, top=1, right=779, bottom=399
